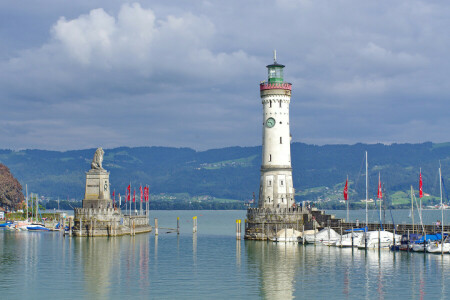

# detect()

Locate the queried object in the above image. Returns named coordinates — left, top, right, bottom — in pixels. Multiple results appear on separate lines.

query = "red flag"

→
left=133, top=189, right=136, bottom=203
left=343, top=179, right=348, bottom=201
left=113, top=190, right=115, bottom=201
left=419, top=171, right=423, bottom=198
left=145, top=187, right=149, bottom=202
left=127, top=185, right=131, bottom=202
left=140, top=186, right=143, bottom=203
left=377, top=173, right=382, bottom=199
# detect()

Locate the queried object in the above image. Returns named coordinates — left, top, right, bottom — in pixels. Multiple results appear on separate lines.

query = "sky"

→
left=1, top=0, right=449, bottom=151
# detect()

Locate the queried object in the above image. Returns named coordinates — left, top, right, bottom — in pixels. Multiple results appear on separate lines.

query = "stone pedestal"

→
left=83, top=169, right=112, bottom=209
left=72, top=148, right=152, bottom=237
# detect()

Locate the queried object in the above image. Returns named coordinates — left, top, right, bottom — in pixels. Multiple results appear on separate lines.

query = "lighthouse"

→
left=258, top=51, right=295, bottom=209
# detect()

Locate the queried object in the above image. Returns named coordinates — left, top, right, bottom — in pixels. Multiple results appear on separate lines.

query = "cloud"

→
left=1, top=0, right=450, bottom=151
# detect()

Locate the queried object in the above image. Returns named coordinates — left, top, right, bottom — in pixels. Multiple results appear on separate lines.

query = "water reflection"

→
left=246, top=241, right=301, bottom=300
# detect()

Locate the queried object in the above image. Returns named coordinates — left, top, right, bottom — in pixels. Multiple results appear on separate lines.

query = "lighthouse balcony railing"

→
left=260, top=82, right=292, bottom=91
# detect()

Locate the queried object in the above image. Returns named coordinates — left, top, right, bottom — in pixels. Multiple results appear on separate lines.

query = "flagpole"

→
left=26, top=184, right=28, bottom=222
left=419, top=168, right=423, bottom=226
left=379, top=172, right=382, bottom=228
left=439, top=164, right=443, bottom=254
left=411, top=185, right=414, bottom=234
left=365, top=151, right=368, bottom=229
left=346, top=175, right=349, bottom=222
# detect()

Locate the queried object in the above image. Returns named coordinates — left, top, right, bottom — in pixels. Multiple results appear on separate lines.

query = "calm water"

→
left=1, top=209, right=450, bottom=299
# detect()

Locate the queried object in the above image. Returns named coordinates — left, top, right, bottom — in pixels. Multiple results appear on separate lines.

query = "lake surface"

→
left=1, top=209, right=450, bottom=299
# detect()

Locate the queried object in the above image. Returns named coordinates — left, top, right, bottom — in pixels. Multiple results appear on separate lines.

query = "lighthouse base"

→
left=244, top=207, right=343, bottom=240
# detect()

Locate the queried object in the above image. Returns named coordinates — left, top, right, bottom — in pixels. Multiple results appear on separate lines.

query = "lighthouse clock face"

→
left=266, top=117, right=276, bottom=128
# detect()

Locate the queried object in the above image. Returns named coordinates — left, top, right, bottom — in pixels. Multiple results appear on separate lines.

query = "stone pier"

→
left=72, top=147, right=152, bottom=237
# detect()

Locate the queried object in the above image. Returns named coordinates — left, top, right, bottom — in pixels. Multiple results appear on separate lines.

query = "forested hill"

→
left=0, top=142, right=449, bottom=204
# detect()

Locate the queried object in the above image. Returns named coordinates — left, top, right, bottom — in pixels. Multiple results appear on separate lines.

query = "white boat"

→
left=357, top=231, right=401, bottom=249
left=27, top=223, right=49, bottom=231
left=7, top=220, right=31, bottom=231
left=335, top=232, right=364, bottom=247
left=426, top=238, right=450, bottom=253
left=270, top=228, right=302, bottom=243
left=304, top=227, right=341, bottom=245
left=412, top=243, right=425, bottom=252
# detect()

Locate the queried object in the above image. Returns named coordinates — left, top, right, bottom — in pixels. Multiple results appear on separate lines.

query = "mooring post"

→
left=285, top=224, right=287, bottom=242
left=133, top=219, right=135, bottom=236
left=314, top=221, right=317, bottom=246
left=407, top=229, right=410, bottom=252
left=340, top=227, right=343, bottom=248
left=236, top=219, right=239, bottom=240
left=275, top=223, right=278, bottom=241
left=155, top=218, right=158, bottom=235
left=302, top=225, right=305, bottom=245
left=378, top=228, right=381, bottom=252
left=351, top=227, right=354, bottom=248
left=393, top=226, right=396, bottom=250
left=236, top=219, right=241, bottom=240
left=69, top=218, right=72, bottom=237
left=177, top=217, right=180, bottom=235
left=364, top=228, right=367, bottom=251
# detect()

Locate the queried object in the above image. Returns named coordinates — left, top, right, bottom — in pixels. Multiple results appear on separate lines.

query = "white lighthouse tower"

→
left=258, top=51, right=295, bottom=209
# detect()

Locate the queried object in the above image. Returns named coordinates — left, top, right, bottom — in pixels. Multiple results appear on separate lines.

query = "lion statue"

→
left=91, top=147, right=105, bottom=170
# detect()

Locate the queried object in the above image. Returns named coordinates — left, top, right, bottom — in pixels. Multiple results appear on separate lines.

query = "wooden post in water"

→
left=285, top=224, right=287, bottom=242
left=407, top=229, right=410, bottom=252
left=302, top=225, right=305, bottom=246
left=155, top=218, right=158, bottom=235
left=314, top=221, right=316, bottom=246
left=193, top=216, right=197, bottom=233
left=378, top=228, right=380, bottom=252
left=133, top=219, right=135, bottom=236
left=177, top=217, right=180, bottom=235
left=351, top=227, right=354, bottom=248
left=236, top=219, right=241, bottom=240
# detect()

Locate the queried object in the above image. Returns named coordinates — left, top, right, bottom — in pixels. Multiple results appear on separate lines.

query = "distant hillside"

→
left=0, top=163, right=25, bottom=209
left=0, top=142, right=449, bottom=207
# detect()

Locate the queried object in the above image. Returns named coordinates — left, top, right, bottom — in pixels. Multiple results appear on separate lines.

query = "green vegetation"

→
left=0, top=142, right=449, bottom=210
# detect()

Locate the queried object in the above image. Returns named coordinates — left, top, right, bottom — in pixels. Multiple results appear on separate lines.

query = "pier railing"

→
left=331, top=222, right=450, bottom=235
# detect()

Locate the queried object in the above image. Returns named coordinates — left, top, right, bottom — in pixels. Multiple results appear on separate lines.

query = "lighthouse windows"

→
left=280, top=137, right=282, bottom=144
left=269, top=154, right=272, bottom=162
left=269, top=101, right=272, bottom=108
left=279, top=101, right=282, bottom=108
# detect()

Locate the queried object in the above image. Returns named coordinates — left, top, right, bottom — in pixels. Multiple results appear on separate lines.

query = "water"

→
left=1, top=210, right=450, bottom=299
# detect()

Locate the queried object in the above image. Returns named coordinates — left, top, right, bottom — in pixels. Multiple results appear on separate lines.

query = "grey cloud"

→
left=1, top=0, right=450, bottom=151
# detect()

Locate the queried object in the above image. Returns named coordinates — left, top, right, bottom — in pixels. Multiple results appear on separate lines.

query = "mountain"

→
left=0, top=142, right=449, bottom=208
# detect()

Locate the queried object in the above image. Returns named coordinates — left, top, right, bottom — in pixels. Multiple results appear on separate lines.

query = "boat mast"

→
left=439, top=164, right=443, bottom=253
left=35, top=194, right=38, bottom=222
left=411, top=185, right=415, bottom=234
left=26, top=184, right=28, bottom=222
left=379, top=172, right=382, bottom=228
left=365, top=151, right=368, bottom=228
left=346, top=175, right=349, bottom=223
left=30, top=193, right=33, bottom=223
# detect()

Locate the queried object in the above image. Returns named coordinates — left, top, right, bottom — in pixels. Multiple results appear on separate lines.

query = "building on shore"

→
left=71, top=147, right=151, bottom=237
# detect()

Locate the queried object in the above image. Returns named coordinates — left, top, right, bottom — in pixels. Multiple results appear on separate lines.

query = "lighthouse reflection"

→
left=246, top=241, right=300, bottom=300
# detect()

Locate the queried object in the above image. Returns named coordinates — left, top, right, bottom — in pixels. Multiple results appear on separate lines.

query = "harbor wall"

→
left=72, top=208, right=152, bottom=237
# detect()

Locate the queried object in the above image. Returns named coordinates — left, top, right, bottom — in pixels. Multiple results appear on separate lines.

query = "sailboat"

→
left=426, top=165, right=448, bottom=254
left=358, top=154, right=401, bottom=250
